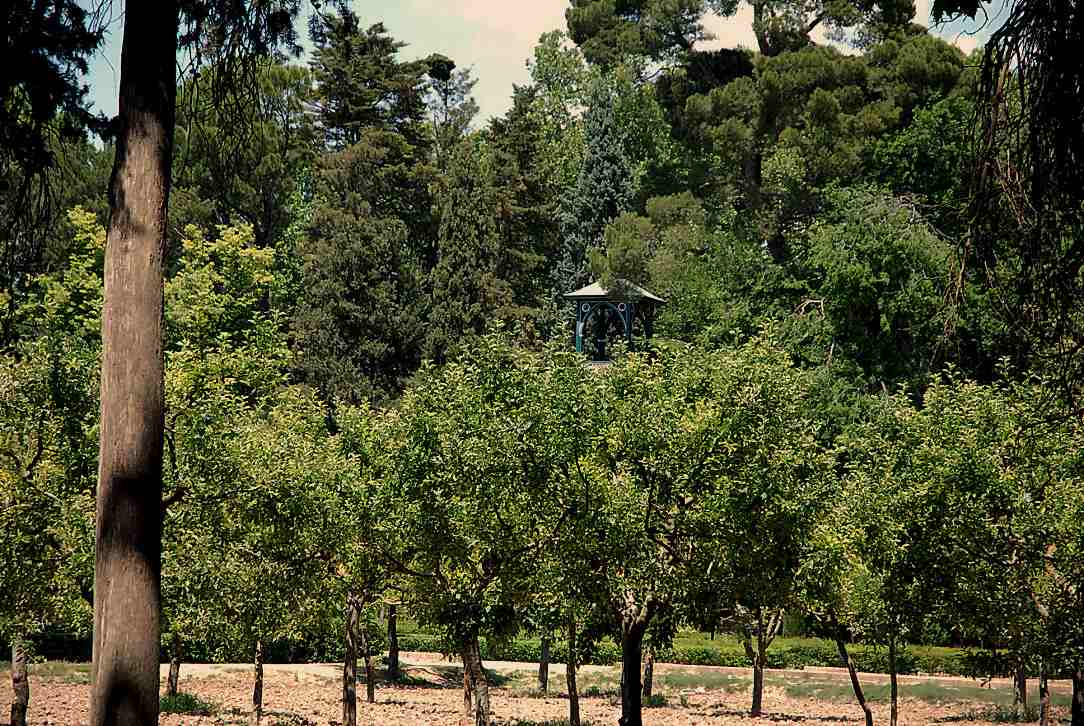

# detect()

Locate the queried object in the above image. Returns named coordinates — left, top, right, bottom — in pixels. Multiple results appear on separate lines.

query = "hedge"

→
left=397, top=634, right=970, bottom=676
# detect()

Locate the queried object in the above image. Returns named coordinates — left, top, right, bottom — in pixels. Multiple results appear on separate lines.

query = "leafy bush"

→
left=160, top=691, right=215, bottom=715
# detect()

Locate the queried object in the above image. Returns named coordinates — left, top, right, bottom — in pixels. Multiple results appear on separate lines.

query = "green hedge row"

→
left=395, top=634, right=970, bottom=676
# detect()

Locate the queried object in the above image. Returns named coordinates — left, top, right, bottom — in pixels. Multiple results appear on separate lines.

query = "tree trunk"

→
left=537, top=633, right=550, bottom=693
left=461, top=635, right=491, bottom=726
left=11, top=637, right=29, bottom=726
left=90, top=2, right=178, bottom=725
left=642, top=649, right=655, bottom=701
left=167, top=632, right=181, bottom=699
left=360, top=627, right=375, bottom=704
left=567, top=614, right=581, bottom=726
left=741, top=629, right=766, bottom=717
left=619, top=623, right=647, bottom=726
left=1014, top=666, right=1028, bottom=709
left=1039, top=662, right=1050, bottom=726
left=462, top=668, right=472, bottom=720
left=387, top=604, right=399, bottom=682
left=1072, top=667, right=1083, bottom=726
left=888, top=637, right=899, bottom=726
left=832, top=618, right=873, bottom=726
left=251, top=639, right=264, bottom=726
left=343, top=599, right=359, bottom=726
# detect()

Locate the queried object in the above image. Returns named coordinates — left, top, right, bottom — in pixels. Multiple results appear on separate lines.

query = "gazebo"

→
left=564, top=279, right=665, bottom=361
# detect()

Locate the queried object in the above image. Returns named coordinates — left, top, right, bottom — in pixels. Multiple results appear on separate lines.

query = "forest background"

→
left=1, top=0, right=1082, bottom=725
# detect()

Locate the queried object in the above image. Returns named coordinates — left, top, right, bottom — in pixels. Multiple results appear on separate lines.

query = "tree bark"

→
left=461, top=634, right=491, bottom=726
left=167, top=632, right=181, bottom=699
left=1014, top=666, right=1028, bottom=709
left=251, top=639, right=264, bottom=726
left=343, top=599, right=359, bottom=726
left=740, top=629, right=766, bottom=717
left=619, top=622, right=647, bottom=726
left=751, top=651, right=765, bottom=717
left=832, top=615, right=873, bottom=726
left=538, top=633, right=550, bottom=693
left=642, top=649, right=655, bottom=701
left=91, top=2, right=178, bottom=725
left=567, top=613, right=581, bottom=726
left=386, top=604, right=399, bottom=682
left=360, top=627, right=375, bottom=704
left=1039, top=662, right=1050, bottom=726
left=1072, top=667, right=1083, bottom=726
left=888, top=636, right=899, bottom=726
left=11, top=637, right=29, bottom=726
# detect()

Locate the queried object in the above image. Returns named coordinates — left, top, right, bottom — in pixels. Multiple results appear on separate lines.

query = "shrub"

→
left=160, top=691, right=215, bottom=716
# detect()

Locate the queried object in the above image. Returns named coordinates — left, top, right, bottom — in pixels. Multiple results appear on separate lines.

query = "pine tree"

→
left=555, top=80, right=634, bottom=294
left=425, top=139, right=506, bottom=362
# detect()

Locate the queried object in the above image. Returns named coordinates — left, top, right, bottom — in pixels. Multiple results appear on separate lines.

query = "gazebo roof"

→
left=563, top=279, right=666, bottom=304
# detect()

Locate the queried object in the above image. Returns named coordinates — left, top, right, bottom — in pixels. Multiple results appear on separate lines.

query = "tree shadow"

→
left=692, top=708, right=862, bottom=723
left=388, top=663, right=512, bottom=690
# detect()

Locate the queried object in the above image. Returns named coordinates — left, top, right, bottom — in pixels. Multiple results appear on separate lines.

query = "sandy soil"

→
left=0, top=654, right=1069, bottom=725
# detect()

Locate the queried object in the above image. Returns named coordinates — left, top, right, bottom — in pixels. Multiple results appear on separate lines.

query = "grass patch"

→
left=22, top=661, right=92, bottom=683
left=957, top=704, right=1040, bottom=723
left=644, top=693, right=668, bottom=708
left=160, top=691, right=216, bottom=716
left=776, top=675, right=1072, bottom=710
left=658, top=670, right=749, bottom=693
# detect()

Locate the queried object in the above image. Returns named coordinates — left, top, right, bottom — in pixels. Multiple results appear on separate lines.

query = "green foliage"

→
left=172, top=61, right=317, bottom=248
left=425, top=139, right=505, bottom=361
left=794, top=186, right=951, bottom=388
left=557, top=79, right=634, bottom=293
left=159, top=691, right=216, bottom=716
left=566, top=0, right=711, bottom=67
left=309, top=10, right=430, bottom=151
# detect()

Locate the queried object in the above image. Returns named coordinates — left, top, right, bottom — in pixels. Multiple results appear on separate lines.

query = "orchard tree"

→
left=378, top=337, right=590, bottom=725
left=0, top=209, right=103, bottom=726
left=158, top=219, right=286, bottom=697
left=686, top=340, right=830, bottom=717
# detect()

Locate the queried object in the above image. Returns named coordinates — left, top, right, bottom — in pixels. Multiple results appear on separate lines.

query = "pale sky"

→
left=84, top=0, right=999, bottom=125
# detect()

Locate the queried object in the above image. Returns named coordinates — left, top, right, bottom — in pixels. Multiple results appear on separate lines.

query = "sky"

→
left=84, top=0, right=1001, bottom=125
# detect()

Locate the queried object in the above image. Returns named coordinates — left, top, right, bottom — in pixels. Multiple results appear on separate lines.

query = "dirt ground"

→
left=0, top=653, right=1070, bottom=725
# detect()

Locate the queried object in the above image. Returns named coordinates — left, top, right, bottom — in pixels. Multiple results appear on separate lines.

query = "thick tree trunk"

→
left=387, top=605, right=399, bottom=682
left=1014, top=666, right=1028, bottom=709
left=11, top=638, right=29, bottom=726
left=90, top=2, right=178, bottom=725
left=1039, top=662, right=1050, bottom=726
left=167, top=632, right=181, bottom=699
left=833, top=622, right=873, bottom=726
left=360, top=628, right=375, bottom=704
left=888, top=637, right=899, bottom=726
left=251, top=639, right=264, bottom=726
left=567, top=614, right=581, bottom=726
left=343, top=599, right=359, bottom=726
left=1072, top=667, right=1083, bottom=726
left=461, top=635, right=491, bottom=726
left=642, top=649, right=655, bottom=701
left=619, top=623, right=647, bottom=726
left=537, top=633, right=550, bottom=693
